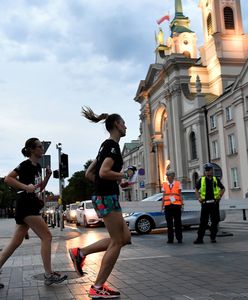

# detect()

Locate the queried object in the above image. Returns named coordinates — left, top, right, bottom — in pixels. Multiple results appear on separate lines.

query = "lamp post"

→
left=56, top=143, right=64, bottom=231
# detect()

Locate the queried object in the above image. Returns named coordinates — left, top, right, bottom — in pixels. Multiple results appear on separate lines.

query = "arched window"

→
left=190, top=132, right=197, bottom=160
left=224, top=7, right=234, bottom=29
left=193, top=172, right=199, bottom=187
left=207, top=13, right=213, bottom=35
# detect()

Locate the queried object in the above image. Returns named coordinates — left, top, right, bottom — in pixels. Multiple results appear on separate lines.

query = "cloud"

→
left=0, top=0, right=247, bottom=193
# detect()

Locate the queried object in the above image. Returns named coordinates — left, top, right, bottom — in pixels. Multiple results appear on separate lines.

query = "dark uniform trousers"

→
left=197, top=202, right=220, bottom=241
left=164, top=204, right=182, bottom=242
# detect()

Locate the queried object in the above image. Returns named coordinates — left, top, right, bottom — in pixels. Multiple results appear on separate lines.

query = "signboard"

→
left=39, top=155, right=51, bottom=169
left=42, top=141, right=51, bottom=154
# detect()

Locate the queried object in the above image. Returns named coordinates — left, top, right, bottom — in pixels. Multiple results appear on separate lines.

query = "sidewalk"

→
left=0, top=210, right=248, bottom=300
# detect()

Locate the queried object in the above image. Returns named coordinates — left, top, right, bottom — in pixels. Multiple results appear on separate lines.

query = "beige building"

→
left=123, top=0, right=248, bottom=200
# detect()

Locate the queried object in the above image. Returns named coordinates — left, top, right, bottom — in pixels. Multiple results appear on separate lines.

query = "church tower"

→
left=199, top=0, right=248, bottom=95
left=169, top=0, right=197, bottom=58
left=155, top=0, right=197, bottom=61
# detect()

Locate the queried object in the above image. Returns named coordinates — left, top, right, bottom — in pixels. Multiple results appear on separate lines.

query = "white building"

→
left=124, top=0, right=248, bottom=200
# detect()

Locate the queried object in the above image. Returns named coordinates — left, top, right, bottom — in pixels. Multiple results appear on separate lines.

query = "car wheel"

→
left=135, top=216, right=153, bottom=234
left=84, top=217, right=88, bottom=228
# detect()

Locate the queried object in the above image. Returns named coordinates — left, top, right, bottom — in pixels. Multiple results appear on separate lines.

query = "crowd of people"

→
left=0, top=106, right=227, bottom=299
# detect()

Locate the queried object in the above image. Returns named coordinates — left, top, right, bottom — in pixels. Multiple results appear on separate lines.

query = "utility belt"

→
left=202, top=199, right=216, bottom=204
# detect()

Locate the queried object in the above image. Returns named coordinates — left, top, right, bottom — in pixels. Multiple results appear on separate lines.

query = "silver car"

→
left=123, top=190, right=226, bottom=234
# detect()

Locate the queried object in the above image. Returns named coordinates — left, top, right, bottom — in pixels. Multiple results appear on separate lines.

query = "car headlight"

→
left=122, top=212, right=134, bottom=218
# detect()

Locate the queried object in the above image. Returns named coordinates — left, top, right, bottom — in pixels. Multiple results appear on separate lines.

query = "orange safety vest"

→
left=162, top=181, right=182, bottom=206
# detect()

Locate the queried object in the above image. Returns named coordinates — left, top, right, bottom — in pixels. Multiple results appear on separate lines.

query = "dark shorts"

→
left=15, top=193, right=44, bottom=225
left=92, top=195, right=122, bottom=218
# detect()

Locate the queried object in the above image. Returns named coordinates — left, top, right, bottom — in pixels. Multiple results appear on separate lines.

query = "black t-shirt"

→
left=94, top=139, right=123, bottom=196
left=195, top=176, right=225, bottom=200
left=14, top=159, right=42, bottom=197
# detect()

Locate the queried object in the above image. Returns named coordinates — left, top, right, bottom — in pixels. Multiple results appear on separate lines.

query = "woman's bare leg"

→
left=81, top=238, right=111, bottom=256
left=94, top=212, right=131, bottom=286
left=0, top=224, right=29, bottom=268
left=24, top=216, right=52, bottom=274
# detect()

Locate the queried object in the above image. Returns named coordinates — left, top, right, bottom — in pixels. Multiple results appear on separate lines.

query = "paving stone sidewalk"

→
left=0, top=210, right=248, bottom=300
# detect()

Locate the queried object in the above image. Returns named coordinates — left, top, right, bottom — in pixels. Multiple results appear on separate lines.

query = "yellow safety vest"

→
left=200, top=176, right=220, bottom=200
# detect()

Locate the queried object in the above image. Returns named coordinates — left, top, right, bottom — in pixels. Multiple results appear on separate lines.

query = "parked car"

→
left=76, top=200, right=103, bottom=227
left=123, top=190, right=226, bottom=234
left=66, top=203, right=79, bottom=223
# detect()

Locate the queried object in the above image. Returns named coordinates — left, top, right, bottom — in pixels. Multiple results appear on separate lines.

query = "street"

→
left=0, top=210, right=248, bottom=299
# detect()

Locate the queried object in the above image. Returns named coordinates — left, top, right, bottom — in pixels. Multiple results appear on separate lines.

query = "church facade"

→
left=121, top=0, right=248, bottom=201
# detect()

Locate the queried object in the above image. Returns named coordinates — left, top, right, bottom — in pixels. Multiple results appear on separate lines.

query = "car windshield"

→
left=182, top=191, right=196, bottom=200
left=70, top=204, right=78, bottom=210
left=86, top=202, right=94, bottom=209
left=142, top=193, right=163, bottom=202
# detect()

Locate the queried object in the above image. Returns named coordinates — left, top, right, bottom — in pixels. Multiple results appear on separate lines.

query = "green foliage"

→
left=0, top=177, right=17, bottom=208
left=62, top=160, right=95, bottom=205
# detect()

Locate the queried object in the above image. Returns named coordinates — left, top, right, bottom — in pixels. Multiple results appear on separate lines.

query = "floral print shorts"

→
left=92, top=195, right=122, bottom=218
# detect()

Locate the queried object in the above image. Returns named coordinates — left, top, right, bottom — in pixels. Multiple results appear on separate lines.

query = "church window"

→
left=210, top=114, right=216, bottom=129
left=207, top=13, right=213, bottom=35
left=190, top=132, right=198, bottom=160
left=224, top=7, right=235, bottom=29
left=230, top=167, right=239, bottom=188
left=192, top=172, right=199, bottom=187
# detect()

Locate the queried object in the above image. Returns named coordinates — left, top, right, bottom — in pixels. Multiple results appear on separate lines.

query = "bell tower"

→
left=169, top=0, right=197, bottom=58
left=199, top=0, right=248, bottom=95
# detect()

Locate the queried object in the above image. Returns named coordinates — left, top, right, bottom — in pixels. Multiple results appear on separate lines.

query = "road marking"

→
left=118, top=255, right=171, bottom=261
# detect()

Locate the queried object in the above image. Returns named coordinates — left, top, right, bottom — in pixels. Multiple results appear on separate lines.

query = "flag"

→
left=156, top=14, right=170, bottom=25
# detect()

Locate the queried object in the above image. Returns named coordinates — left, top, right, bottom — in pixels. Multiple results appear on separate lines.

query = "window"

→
left=192, top=172, right=199, bottom=188
left=225, top=106, right=233, bottom=122
left=190, top=132, right=197, bottom=160
left=228, top=134, right=236, bottom=154
left=207, top=13, right=213, bottom=35
left=210, top=114, right=216, bottom=129
left=246, top=96, right=248, bottom=112
left=230, top=167, right=239, bottom=188
left=224, top=7, right=235, bottom=30
left=212, top=140, right=219, bottom=159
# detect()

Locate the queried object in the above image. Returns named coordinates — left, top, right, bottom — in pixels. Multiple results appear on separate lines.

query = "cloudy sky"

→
left=1, top=0, right=248, bottom=194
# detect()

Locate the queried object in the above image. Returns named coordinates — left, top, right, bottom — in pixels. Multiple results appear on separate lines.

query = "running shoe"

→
left=44, top=272, right=67, bottom=286
left=69, top=247, right=85, bottom=276
left=88, top=284, right=120, bottom=299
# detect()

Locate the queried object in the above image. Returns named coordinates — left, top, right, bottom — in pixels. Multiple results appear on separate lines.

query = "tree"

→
left=62, top=160, right=95, bottom=205
left=0, top=177, right=17, bottom=217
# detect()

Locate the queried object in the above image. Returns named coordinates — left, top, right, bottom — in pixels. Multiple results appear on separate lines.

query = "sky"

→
left=0, top=0, right=248, bottom=194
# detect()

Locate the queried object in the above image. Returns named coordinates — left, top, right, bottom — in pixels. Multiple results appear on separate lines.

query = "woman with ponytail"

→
left=69, top=107, right=133, bottom=299
left=0, top=138, right=67, bottom=286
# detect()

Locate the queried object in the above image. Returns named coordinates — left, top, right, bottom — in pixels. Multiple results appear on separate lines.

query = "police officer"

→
left=161, top=170, right=184, bottom=244
left=194, top=163, right=225, bottom=244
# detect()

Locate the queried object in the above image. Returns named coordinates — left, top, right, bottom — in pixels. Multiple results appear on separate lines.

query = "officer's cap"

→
left=204, top=163, right=213, bottom=171
left=166, top=170, right=175, bottom=176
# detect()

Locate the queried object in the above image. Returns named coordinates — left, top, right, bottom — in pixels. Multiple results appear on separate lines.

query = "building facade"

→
left=124, top=0, right=248, bottom=200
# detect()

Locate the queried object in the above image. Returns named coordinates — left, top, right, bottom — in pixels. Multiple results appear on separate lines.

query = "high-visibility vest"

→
left=162, top=181, right=182, bottom=206
left=200, top=176, right=220, bottom=200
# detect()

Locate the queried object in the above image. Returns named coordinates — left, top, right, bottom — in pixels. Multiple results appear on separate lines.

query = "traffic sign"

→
left=39, top=155, right=51, bottom=168
left=42, top=141, right=51, bottom=154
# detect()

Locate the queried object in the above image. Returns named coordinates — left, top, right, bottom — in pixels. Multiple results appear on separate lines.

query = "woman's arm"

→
left=40, top=166, right=52, bottom=191
left=99, top=157, right=126, bottom=181
left=4, top=170, right=35, bottom=193
left=85, top=159, right=97, bottom=182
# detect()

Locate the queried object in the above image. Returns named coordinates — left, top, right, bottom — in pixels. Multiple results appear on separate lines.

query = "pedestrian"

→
left=0, top=138, right=67, bottom=286
left=161, top=170, right=184, bottom=244
left=194, top=163, right=225, bottom=244
left=69, top=107, right=132, bottom=299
